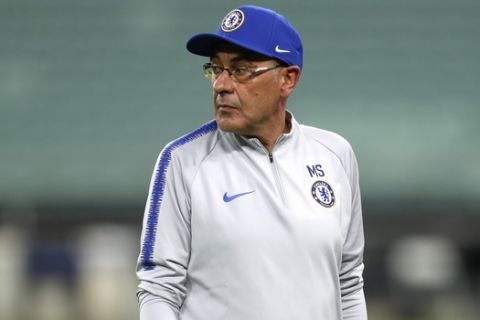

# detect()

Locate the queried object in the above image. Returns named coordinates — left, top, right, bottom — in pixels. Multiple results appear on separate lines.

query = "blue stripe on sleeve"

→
left=140, top=120, right=217, bottom=270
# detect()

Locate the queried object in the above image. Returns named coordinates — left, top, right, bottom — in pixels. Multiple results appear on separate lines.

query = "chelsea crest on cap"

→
left=221, top=9, right=245, bottom=32
left=186, top=5, right=303, bottom=69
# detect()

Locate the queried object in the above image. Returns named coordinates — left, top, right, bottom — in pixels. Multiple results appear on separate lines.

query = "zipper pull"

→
left=269, top=153, right=274, bottom=163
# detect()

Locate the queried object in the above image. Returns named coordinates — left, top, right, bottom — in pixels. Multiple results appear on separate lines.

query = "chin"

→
left=217, top=121, right=238, bottom=133
left=215, top=116, right=243, bottom=133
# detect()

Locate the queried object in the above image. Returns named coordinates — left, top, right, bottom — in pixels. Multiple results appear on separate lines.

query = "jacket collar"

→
left=221, top=110, right=299, bottom=154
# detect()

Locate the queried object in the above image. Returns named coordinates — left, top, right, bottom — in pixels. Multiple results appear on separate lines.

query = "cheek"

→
left=251, top=88, right=276, bottom=107
left=242, top=86, right=263, bottom=102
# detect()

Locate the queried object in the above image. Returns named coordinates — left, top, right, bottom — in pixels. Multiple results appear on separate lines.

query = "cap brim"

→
left=186, top=33, right=226, bottom=56
left=186, top=32, right=272, bottom=59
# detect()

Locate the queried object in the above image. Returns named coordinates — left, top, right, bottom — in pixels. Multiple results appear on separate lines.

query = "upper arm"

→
left=137, top=149, right=191, bottom=316
left=339, top=146, right=367, bottom=319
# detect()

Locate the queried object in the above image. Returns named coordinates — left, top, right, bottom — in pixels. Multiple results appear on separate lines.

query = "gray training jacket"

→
left=137, top=112, right=367, bottom=320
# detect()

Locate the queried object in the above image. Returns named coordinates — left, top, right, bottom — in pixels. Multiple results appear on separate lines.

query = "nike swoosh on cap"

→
left=223, top=191, right=255, bottom=202
left=275, top=45, right=290, bottom=53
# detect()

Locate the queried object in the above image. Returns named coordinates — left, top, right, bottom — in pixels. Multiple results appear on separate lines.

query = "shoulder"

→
left=300, top=124, right=354, bottom=158
left=159, top=120, right=220, bottom=165
left=145, top=121, right=219, bottom=205
left=299, top=123, right=360, bottom=178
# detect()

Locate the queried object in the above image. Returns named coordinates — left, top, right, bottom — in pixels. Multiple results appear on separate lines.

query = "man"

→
left=137, top=5, right=367, bottom=320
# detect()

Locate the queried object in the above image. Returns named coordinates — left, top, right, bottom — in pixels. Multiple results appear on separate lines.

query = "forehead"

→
left=211, top=42, right=271, bottom=62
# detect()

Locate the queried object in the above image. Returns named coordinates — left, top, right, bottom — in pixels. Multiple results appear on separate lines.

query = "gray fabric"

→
left=137, top=112, right=367, bottom=320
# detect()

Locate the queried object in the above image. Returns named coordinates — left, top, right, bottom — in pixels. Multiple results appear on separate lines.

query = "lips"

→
left=217, top=104, right=236, bottom=111
left=215, top=100, right=238, bottom=111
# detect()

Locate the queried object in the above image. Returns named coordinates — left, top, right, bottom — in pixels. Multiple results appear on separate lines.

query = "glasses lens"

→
left=203, top=63, right=214, bottom=80
left=202, top=63, right=281, bottom=82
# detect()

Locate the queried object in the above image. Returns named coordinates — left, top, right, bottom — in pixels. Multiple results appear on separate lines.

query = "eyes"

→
left=202, top=63, right=282, bottom=82
left=203, top=63, right=254, bottom=81
left=212, top=65, right=250, bottom=77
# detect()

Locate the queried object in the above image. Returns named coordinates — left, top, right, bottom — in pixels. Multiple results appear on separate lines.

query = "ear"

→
left=279, top=66, right=301, bottom=98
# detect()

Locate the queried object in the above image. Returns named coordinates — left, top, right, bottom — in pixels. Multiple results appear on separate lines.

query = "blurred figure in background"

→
left=136, top=5, right=366, bottom=320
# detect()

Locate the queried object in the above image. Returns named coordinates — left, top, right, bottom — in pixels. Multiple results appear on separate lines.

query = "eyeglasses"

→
left=203, top=63, right=282, bottom=82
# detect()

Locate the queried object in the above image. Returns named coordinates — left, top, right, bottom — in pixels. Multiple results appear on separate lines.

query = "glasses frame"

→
left=203, top=63, right=283, bottom=82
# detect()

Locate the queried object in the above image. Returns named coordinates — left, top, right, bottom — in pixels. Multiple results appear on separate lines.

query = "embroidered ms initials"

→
left=306, top=164, right=325, bottom=178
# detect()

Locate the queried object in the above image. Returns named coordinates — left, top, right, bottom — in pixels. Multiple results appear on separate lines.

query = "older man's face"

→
left=210, top=44, right=285, bottom=137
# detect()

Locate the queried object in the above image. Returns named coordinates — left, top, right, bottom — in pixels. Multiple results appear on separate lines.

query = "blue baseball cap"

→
left=186, top=5, right=303, bottom=69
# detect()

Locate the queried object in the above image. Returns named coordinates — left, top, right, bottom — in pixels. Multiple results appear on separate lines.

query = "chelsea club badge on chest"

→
left=311, top=180, right=336, bottom=208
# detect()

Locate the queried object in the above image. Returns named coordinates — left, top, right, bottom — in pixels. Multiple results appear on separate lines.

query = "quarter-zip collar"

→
left=222, top=111, right=299, bottom=156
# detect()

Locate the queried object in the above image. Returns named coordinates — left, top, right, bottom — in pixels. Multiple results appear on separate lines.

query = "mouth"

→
left=216, top=104, right=237, bottom=112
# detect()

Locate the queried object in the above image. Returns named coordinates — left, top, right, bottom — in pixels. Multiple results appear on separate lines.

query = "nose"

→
left=213, top=70, right=234, bottom=95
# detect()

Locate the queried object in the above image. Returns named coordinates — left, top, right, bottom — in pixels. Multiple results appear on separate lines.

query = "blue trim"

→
left=140, top=120, right=217, bottom=270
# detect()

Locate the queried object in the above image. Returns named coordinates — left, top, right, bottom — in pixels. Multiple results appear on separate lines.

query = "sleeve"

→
left=340, top=147, right=368, bottom=320
left=136, top=147, right=191, bottom=320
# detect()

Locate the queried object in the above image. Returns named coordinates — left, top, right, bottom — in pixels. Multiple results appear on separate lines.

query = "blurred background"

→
left=1, top=0, right=479, bottom=319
